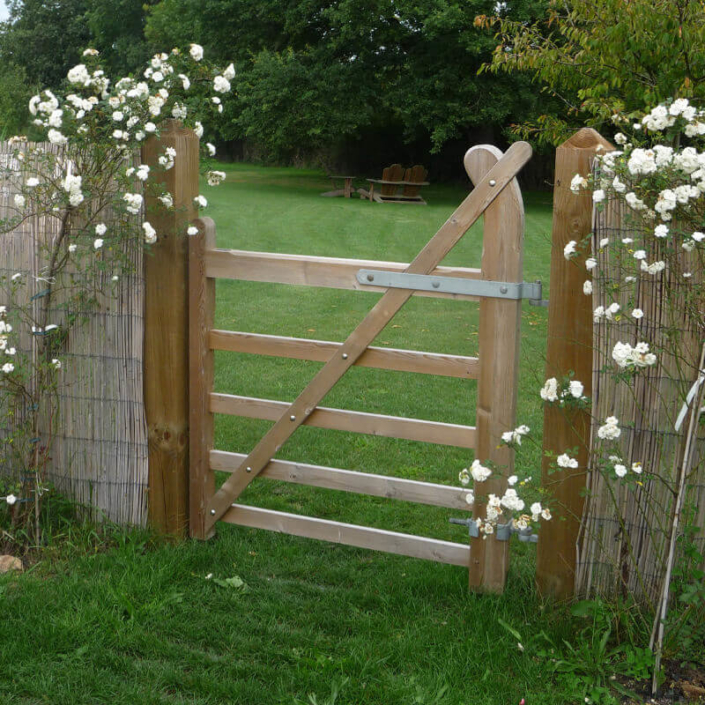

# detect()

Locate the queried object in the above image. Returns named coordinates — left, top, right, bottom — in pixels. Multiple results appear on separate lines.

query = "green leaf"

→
left=213, top=575, right=248, bottom=591
left=497, top=617, right=523, bottom=642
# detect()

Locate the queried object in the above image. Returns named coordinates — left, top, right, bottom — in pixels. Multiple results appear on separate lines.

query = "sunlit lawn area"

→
left=0, top=165, right=579, bottom=705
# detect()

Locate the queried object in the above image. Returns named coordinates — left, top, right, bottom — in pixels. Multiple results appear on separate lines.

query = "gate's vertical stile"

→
left=188, top=217, right=217, bottom=539
left=465, top=146, right=525, bottom=593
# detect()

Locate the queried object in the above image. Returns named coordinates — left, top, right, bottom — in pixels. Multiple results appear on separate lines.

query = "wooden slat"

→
left=188, top=218, right=216, bottom=540
left=205, top=250, right=482, bottom=300
left=210, top=450, right=473, bottom=511
left=204, top=142, right=532, bottom=532
left=368, top=179, right=431, bottom=186
left=221, top=505, right=471, bottom=566
left=210, top=393, right=476, bottom=448
left=209, top=330, right=480, bottom=379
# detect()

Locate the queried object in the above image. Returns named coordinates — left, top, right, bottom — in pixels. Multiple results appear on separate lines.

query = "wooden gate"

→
left=188, top=142, right=532, bottom=593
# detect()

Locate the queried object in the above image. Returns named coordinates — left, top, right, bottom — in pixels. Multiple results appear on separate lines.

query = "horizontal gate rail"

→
left=205, top=249, right=483, bottom=301
left=210, top=330, right=479, bottom=379
left=210, top=393, right=476, bottom=448
left=210, top=450, right=473, bottom=511
left=222, top=505, right=471, bottom=566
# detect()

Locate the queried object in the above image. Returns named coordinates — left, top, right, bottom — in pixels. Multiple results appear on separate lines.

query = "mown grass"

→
left=0, top=165, right=575, bottom=705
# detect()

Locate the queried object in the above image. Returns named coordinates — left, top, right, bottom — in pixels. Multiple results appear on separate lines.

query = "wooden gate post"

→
left=465, top=145, right=525, bottom=594
left=536, top=128, right=613, bottom=599
left=142, top=120, right=199, bottom=537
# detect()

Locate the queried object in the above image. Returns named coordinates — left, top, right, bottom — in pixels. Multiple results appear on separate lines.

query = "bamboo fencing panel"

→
left=575, top=192, right=705, bottom=603
left=0, top=141, right=148, bottom=526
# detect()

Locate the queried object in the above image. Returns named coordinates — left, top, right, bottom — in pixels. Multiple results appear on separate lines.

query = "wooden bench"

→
left=358, top=164, right=430, bottom=204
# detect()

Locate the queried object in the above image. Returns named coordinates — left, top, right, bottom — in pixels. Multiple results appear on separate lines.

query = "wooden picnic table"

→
left=321, top=175, right=356, bottom=199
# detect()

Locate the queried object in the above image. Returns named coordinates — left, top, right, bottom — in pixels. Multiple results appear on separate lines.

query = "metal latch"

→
left=356, top=269, right=545, bottom=305
left=449, top=517, right=538, bottom=543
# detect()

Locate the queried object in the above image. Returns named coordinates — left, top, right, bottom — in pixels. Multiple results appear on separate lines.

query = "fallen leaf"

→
left=0, top=555, right=23, bottom=573
left=682, top=682, right=705, bottom=700
left=212, top=575, right=248, bottom=592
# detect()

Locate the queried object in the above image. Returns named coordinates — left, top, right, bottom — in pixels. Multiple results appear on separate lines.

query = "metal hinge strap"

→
left=356, top=269, right=543, bottom=304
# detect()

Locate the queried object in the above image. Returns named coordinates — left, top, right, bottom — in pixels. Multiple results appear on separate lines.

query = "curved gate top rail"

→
left=188, top=142, right=531, bottom=594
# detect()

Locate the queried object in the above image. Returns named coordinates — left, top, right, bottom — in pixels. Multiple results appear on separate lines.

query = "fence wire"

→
left=575, top=191, right=705, bottom=603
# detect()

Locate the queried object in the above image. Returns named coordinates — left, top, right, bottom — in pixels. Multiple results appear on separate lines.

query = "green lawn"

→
left=0, top=164, right=575, bottom=705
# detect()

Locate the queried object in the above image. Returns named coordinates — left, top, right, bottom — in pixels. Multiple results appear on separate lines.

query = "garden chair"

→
left=358, top=164, right=429, bottom=204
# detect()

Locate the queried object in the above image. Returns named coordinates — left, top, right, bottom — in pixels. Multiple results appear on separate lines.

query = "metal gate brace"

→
left=356, top=269, right=543, bottom=304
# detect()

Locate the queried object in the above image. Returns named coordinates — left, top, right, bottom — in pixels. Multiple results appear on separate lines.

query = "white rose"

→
left=213, top=75, right=231, bottom=93
left=142, top=222, right=157, bottom=244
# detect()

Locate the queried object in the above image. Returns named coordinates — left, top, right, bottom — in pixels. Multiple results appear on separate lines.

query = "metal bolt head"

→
left=366, top=274, right=374, bottom=282
left=500, top=285, right=508, bottom=294
left=489, top=179, right=497, bottom=187
left=290, top=415, right=296, bottom=421
left=210, top=509, right=216, bottom=515
left=432, top=281, right=440, bottom=289
left=342, top=353, right=348, bottom=360
left=246, top=466, right=252, bottom=473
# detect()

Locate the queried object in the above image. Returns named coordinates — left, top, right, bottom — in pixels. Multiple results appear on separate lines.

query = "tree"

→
left=84, top=0, right=157, bottom=77
left=0, top=62, right=33, bottom=137
left=479, top=0, right=705, bottom=145
left=0, top=0, right=156, bottom=133
left=235, top=49, right=372, bottom=162
left=145, top=0, right=549, bottom=160
left=1, top=0, right=91, bottom=88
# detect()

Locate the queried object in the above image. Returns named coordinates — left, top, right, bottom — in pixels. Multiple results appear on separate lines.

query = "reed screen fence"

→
left=0, top=141, right=148, bottom=526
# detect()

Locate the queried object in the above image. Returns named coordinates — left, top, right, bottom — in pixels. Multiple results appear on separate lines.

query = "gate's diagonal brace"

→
left=204, top=141, right=533, bottom=533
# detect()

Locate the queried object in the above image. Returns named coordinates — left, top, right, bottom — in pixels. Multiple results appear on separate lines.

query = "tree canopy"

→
left=143, top=0, right=549, bottom=160
left=480, top=0, right=705, bottom=145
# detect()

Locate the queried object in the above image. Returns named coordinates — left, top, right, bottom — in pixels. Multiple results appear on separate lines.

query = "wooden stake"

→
left=142, top=120, right=199, bottom=538
left=536, top=128, right=614, bottom=600
left=464, top=145, right=524, bottom=594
